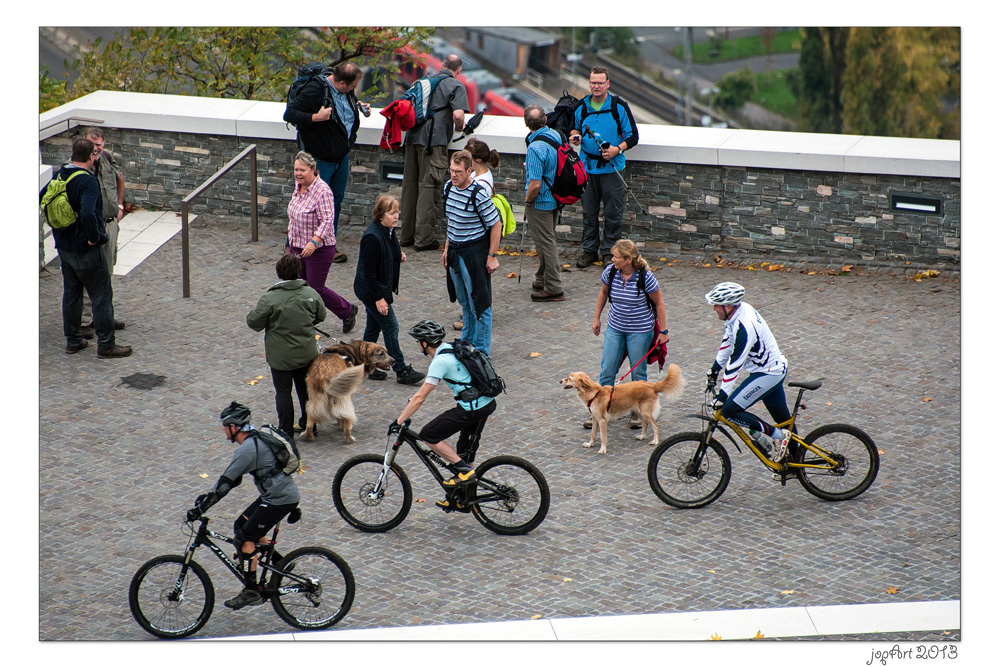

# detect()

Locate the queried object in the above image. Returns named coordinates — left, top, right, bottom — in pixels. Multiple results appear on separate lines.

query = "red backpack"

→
left=527, top=131, right=588, bottom=207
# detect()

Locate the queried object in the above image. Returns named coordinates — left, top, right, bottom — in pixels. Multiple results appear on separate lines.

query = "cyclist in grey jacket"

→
left=187, top=403, right=300, bottom=610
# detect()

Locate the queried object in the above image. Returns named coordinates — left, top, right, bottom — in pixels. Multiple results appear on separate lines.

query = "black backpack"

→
left=606, top=265, right=655, bottom=312
left=285, top=62, right=333, bottom=135
left=440, top=339, right=506, bottom=403
left=545, top=90, right=581, bottom=139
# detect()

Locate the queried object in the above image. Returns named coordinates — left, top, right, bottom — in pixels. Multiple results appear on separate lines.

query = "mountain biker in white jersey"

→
left=705, top=282, right=792, bottom=462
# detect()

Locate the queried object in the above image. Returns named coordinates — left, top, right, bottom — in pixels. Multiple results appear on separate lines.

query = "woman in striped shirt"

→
left=590, top=240, right=670, bottom=428
left=287, top=152, right=358, bottom=334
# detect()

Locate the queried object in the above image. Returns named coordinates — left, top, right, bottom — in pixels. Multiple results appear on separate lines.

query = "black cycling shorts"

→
left=418, top=400, right=496, bottom=461
left=233, top=497, right=298, bottom=544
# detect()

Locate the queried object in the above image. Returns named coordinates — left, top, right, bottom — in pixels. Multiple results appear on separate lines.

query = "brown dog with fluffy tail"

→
left=302, top=340, right=393, bottom=444
left=560, top=364, right=685, bottom=454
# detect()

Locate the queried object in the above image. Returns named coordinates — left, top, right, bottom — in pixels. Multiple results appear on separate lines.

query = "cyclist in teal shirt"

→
left=394, top=321, right=497, bottom=508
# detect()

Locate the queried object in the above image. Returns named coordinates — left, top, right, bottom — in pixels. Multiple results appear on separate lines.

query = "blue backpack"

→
left=401, top=72, right=449, bottom=127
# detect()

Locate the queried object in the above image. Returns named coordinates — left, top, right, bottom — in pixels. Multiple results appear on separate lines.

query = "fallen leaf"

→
left=659, top=257, right=666, bottom=261
left=886, top=586, right=899, bottom=594
left=780, top=590, right=795, bottom=595
left=826, top=402, right=832, bottom=406
left=708, top=569, right=716, bottom=574
left=767, top=264, right=784, bottom=272
left=710, top=633, right=722, bottom=640
left=563, top=578, right=573, bottom=582
left=529, top=352, right=542, bottom=358
left=531, top=614, right=543, bottom=620
left=878, top=449, right=885, bottom=455
left=506, top=272, right=517, bottom=278
left=922, top=397, right=933, bottom=402
left=561, top=264, right=571, bottom=268
left=807, top=271, right=817, bottom=275
left=841, top=265, right=853, bottom=273
left=199, top=473, right=209, bottom=479
left=415, top=499, right=426, bottom=503
left=256, top=376, right=264, bottom=380
left=754, top=630, right=765, bottom=639
left=248, top=380, right=259, bottom=386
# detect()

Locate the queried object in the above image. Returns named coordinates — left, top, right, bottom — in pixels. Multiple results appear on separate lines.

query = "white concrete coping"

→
left=40, top=91, right=960, bottom=178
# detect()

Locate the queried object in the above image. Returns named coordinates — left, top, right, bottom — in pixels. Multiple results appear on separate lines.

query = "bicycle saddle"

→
left=788, top=379, right=823, bottom=390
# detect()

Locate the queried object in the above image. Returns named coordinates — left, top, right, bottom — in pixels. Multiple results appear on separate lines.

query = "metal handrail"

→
left=39, top=116, right=105, bottom=142
left=180, top=144, right=259, bottom=298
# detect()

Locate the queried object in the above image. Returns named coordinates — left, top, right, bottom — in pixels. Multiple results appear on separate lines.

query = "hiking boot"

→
left=396, top=365, right=425, bottom=385
left=369, top=368, right=387, bottom=381
left=769, top=429, right=792, bottom=463
left=224, top=587, right=264, bottom=610
left=583, top=415, right=593, bottom=429
left=97, top=345, right=133, bottom=359
left=530, top=290, right=565, bottom=302
left=628, top=412, right=643, bottom=429
left=415, top=240, right=440, bottom=251
left=532, top=280, right=543, bottom=290
left=66, top=340, right=90, bottom=354
left=442, top=467, right=476, bottom=487
left=436, top=498, right=471, bottom=513
left=80, top=325, right=95, bottom=340
left=332, top=252, right=348, bottom=263
left=343, top=304, right=358, bottom=334
left=576, top=252, right=599, bottom=269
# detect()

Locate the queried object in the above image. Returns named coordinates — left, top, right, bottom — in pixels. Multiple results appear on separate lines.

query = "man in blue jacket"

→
left=42, top=138, right=132, bottom=358
left=569, top=66, right=639, bottom=268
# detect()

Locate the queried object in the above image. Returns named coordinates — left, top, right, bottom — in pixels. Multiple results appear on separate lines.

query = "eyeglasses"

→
left=449, top=168, right=470, bottom=175
left=589, top=80, right=609, bottom=87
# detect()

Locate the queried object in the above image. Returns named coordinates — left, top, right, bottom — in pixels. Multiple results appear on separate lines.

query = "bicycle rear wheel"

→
left=332, top=453, right=412, bottom=532
left=270, top=547, right=355, bottom=630
left=647, top=432, right=731, bottom=508
left=128, top=554, right=214, bottom=639
left=470, top=455, right=550, bottom=535
left=794, top=423, right=879, bottom=501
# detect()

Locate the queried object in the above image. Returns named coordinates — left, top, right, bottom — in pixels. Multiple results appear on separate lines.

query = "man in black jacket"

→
left=282, top=62, right=369, bottom=263
left=42, top=138, right=132, bottom=357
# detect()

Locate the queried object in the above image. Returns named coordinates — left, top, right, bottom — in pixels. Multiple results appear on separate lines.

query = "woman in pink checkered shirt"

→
left=287, top=152, right=358, bottom=333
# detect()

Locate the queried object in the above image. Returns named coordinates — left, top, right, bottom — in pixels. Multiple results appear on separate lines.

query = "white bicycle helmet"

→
left=705, top=282, right=745, bottom=306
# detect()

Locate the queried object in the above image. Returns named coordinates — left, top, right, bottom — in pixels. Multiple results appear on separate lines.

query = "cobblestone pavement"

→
left=38, top=216, right=960, bottom=641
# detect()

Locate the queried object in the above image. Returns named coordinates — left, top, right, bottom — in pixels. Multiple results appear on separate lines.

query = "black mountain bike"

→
left=332, top=419, right=550, bottom=535
left=129, top=514, right=354, bottom=639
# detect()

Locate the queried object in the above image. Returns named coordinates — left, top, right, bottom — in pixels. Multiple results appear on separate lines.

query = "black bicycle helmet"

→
left=407, top=320, right=447, bottom=346
left=219, top=401, right=252, bottom=428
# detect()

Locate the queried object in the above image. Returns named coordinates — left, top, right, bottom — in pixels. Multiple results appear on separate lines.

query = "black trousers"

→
left=270, top=365, right=310, bottom=435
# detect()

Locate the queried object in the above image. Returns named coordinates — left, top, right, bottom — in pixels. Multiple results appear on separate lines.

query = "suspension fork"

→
left=690, top=417, right=719, bottom=469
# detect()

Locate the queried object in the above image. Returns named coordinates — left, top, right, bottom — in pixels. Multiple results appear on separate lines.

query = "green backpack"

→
left=492, top=193, right=517, bottom=238
left=40, top=169, right=87, bottom=229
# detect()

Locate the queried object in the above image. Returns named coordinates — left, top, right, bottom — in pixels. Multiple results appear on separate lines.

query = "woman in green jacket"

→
left=247, top=254, right=327, bottom=435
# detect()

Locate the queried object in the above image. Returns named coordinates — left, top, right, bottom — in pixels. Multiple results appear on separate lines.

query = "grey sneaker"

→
left=769, top=429, right=791, bottom=463
left=224, top=587, right=264, bottom=610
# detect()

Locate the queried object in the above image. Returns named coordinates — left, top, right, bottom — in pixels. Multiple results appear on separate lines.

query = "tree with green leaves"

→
left=44, top=27, right=433, bottom=110
left=715, top=68, right=756, bottom=112
left=795, top=27, right=849, bottom=133
left=841, top=27, right=959, bottom=139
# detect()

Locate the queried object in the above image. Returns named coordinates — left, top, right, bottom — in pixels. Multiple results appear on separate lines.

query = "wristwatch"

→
left=489, top=253, right=498, bottom=258
left=659, top=329, right=669, bottom=335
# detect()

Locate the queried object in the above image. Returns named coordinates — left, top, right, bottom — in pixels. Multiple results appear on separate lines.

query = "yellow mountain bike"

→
left=648, top=377, right=879, bottom=508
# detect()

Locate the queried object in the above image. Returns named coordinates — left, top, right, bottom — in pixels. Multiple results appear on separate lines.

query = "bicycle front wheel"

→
left=647, top=432, right=732, bottom=508
left=128, top=554, right=214, bottom=639
left=470, top=455, right=550, bottom=535
left=795, top=423, right=879, bottom=501
left=332, top=454, right=412, bottom=532
left=270, top=547, right=355, bottom=630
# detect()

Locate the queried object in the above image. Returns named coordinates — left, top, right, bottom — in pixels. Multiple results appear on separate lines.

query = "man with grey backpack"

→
left=186, top=402, right=301, bottom=610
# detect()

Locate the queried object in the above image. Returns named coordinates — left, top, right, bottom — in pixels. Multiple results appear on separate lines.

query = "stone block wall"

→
left=40, top=129, right=959, bottom=269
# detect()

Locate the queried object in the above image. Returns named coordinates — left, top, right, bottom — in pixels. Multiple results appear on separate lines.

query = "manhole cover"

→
left=120, top=373, right=167, bottom=390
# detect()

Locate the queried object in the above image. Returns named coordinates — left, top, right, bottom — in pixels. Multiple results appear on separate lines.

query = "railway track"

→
left=581, top=53, right=736, bottom=128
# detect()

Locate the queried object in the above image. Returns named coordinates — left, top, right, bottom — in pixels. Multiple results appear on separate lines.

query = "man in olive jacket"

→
left=247, top=254, right=327, bottom=435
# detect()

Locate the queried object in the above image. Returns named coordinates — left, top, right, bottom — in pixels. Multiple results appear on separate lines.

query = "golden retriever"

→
left=303, top=340, right=393, bottom=444
left=560, top=365, right=685, bottom=454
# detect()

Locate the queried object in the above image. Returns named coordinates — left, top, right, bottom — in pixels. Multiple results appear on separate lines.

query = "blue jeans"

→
left=361, top=300, right=406, bottom=373
left=448, top=254, right=491, bottom=355
left=599, top=326, right=655, bottom=386
left=59, top=247, right=116, bottom=350
left=720, top=371, right=792, bottom=437
left=316, top=154, right=350, bottom=243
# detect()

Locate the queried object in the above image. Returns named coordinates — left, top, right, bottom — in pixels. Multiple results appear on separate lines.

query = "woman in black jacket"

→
left=353, top=195, right=425, bottom=385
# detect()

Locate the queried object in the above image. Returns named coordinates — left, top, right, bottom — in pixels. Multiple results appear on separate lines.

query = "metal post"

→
left=181, top=200, right=190, bottom=298
left=250, top=147, right=258, bottom=242
left=685, top=28, right=694, bottom=127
